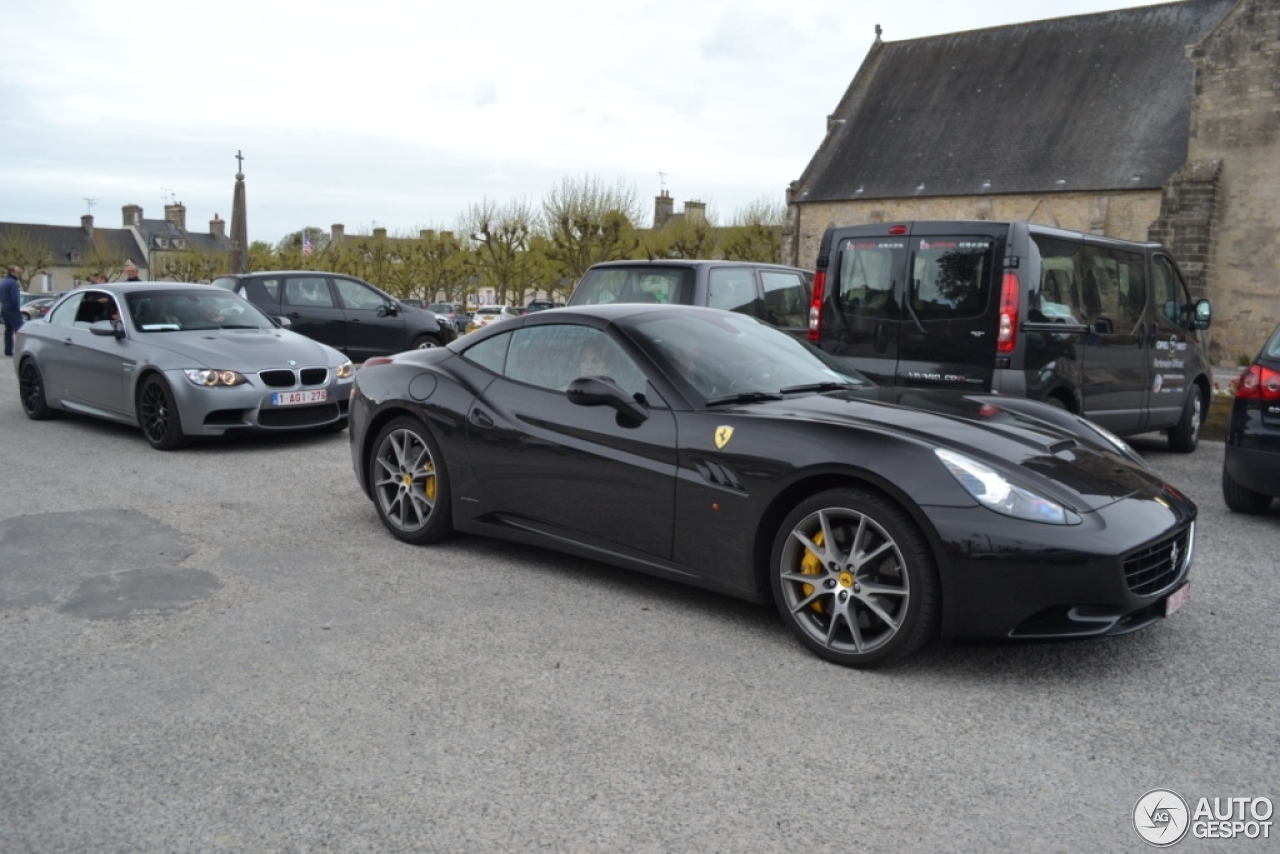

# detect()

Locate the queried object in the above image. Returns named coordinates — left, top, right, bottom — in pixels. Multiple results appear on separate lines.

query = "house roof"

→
left=0, top=222, right=146, bottom=267
left=796, top=0, right=1236, bottom=204
left=136, top=218, right=231, bottom=253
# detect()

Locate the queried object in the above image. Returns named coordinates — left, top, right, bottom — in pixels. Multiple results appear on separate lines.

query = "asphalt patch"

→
left=0, top=508, right=218, bottom=618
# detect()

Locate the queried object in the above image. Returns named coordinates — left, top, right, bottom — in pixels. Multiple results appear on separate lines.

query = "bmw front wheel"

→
left=771, top=488, right=938, bottom=667
left=369, top=416, right=453, bottom=545
left=137, top=375, right=188, bottom=450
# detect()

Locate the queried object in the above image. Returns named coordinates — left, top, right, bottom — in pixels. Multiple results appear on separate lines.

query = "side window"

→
left=1080, top=246, right=1145, bottom=334
left=760, top=270, right=809, bottom=328
left=909, top=237, right=994, bottom=319
left=505, top=325, right=646, bottom=398
left=836, top=240, right=904, bottom=319
left=1151, top=256, right=1191, bottom=329
left=243, top=278, right=280, bottom=308
left=334, top=278, right=388, bottom=310
left=47, top=293, right=85, bottom=328
left=707, top=268, right=762, bottom=318
left=284, top=276, right=334, bottom=308
left=461, top=331, right=512, bottom=374
left=73, top=292, right=120, bottom=327
left=1030, top=236, right=1085, bottom=324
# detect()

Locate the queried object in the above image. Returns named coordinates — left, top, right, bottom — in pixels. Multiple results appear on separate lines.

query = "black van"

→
left=810, top=221, right=1213, bottom=451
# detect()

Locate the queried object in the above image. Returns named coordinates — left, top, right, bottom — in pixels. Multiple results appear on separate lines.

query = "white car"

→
left=467, top=305, right=518, bottom=332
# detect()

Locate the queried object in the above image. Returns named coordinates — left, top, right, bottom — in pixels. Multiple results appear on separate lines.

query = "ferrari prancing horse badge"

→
left=714, top=426, right=734, bottom=449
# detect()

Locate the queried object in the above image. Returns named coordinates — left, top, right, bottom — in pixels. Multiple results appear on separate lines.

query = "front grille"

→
left=300, top=367, right=329, bottom=386
left=1124, top=524, right=1193, bottom=596
left=258, top=367, right=330, bottom=388
left=258, top=403, right=340, bottom=428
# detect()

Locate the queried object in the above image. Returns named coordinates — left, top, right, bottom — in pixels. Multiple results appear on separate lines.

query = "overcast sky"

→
left=1, top=0, right=1171, bottom=245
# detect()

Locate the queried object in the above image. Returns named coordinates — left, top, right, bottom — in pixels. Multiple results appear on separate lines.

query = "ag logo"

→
left=1134, top=789, right=1190, bottom=846
left=714, top=426, right=734, bottom=449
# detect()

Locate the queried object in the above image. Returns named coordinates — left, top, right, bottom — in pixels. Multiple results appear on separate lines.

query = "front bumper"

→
left=169, top=368, right=354, bottom=436
left=926, top=496, right=1196, bottom=642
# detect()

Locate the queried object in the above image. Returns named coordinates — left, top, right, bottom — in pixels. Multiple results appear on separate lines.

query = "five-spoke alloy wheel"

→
left=772, top=488, right=937, bottom=667
left=369, top=416, right=452, bottom=545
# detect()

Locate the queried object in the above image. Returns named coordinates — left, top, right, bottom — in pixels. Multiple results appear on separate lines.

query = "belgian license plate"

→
left=1165, top=582, right=1190, bottom=617
left=272, top=389, right=327, bottom=407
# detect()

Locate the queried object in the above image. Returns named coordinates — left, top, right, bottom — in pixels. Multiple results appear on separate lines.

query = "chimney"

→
left=654, top=190, right=674, bottom=228
left=684, top=200, right=706, bottom=224
left=331, top=223, right=345, bottom=243
left=373, top=227, right=388, bottom=240
left=123, top=204, right=143, bottom=227
left=209, top=213, right=225, bottom=239
left=81, top=214, right=94, bottom=235
left=419, top=229, right=435, bottom=241
left=164, top=202, right=187, bottom=230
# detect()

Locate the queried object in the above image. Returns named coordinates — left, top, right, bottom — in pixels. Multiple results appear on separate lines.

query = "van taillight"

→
left=808, top=270, right=826, bottom=341
left=1237, top=364, right=1280, bottom=400
left=997, top=271, right=1019, bottom=354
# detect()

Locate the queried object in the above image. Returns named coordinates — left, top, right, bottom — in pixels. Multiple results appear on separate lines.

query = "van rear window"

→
left=909, top=238, right=994, bottom=319
left=570, top=266, right=693, bottom=306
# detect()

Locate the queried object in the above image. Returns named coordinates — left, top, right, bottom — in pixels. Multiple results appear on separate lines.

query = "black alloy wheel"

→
left=137, top=376, right=188, bottom=450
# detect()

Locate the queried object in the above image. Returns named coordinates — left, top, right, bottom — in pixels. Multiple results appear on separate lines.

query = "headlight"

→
left=934, top=448, right=1080, bottom=525
left=336, top=361, right=354, bottom=379
left=183, top=369, right=247, bottom=387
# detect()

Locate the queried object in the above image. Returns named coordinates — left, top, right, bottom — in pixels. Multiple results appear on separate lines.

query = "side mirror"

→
left=1193, top=298, right=1211, bottom=330
left=274, top=316, right=292, bottom=328
left=377, top=303, right=399, bottom=317
left=566, top=376, right=650, bottom=424
left=89, top=319, right=124, bottom=339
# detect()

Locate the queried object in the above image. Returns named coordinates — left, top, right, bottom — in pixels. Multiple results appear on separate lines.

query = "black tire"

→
left=17, top=359, right=61, bottom=420
left=136, top=375, right=188, bottom=450
left=368, top=415, right=453, bottom=545
left=411, top=335, right=442, bottom=350
left=1045, top=396, right=1068, bottom=411
left=1222, top=466, right=1273, bottom=514
left=770, top=487, right=939, bottom=668
left=1168, top=387, right=1204, bottom=453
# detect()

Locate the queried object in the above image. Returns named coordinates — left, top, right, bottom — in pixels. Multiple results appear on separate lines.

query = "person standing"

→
left=124, top=262, right=141, bottom=282
left=1, top=265, right=24, bottom=357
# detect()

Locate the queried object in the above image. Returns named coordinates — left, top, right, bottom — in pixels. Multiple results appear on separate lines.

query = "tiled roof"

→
left=0, top=222, right=146, bottom=267
left=796, top=0, right=1236, bottom=203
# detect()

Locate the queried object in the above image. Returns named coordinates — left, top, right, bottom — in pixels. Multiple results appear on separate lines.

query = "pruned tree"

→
left=247, top=241, right=275, bottom=273
left=462, top=198, right=538, bottom=307
left=155, top=246, right=229, bottom=282
left=655, top=209, right=719, bottom=260
left=721, top=196, right=786, bottom=263
left=76, top=245, right=129, bottom=282
left=541, top=174, right=642, bottom=284
left=0, top=231, right=55, bottom=287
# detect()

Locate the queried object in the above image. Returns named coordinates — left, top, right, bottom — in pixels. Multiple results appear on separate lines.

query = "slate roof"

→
left=136, top=217, right=230, bottom=253
left=0, top=222, right=146, bottom=267
left=796, top=0, right=1236, bottom=204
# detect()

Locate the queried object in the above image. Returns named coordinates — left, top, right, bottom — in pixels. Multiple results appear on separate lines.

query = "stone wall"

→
left=788, top=190, right=1162, bottom=270
left=1185, top=0, right=1280, bottom=364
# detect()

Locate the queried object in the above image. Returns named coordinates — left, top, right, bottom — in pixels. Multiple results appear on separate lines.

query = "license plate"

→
left=271, top=389, right=327, bottom=407
left=1165, top=582, right=1190, bottom=617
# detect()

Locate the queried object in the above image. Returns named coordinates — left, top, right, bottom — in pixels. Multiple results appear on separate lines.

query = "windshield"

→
left=570, top=265, right=694, bottom=306
left=125, top=290, right=276, bottom=332
left=627, top=311, right=869, bottom=401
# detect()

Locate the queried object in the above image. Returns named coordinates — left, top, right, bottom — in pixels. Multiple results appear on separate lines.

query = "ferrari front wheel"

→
left=771, top=487, right=938, bottom=668
left=369, top=416, right=452, bottom=545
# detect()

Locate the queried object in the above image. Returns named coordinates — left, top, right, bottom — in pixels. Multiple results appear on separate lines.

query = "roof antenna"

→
left=83, top=198, right=98, bottom=215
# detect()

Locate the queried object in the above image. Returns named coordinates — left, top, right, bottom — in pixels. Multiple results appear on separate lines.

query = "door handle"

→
left=874, top=323, right=888, bottom=354
left=470, top=408, right=495, bottom=429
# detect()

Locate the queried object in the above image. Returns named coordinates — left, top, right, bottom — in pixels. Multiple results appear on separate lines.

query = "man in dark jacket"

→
left=1, top=265, right=24, bottom=356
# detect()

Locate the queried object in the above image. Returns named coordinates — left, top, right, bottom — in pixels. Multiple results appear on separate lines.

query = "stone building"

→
left=787, top=0, right=1277, bottom=363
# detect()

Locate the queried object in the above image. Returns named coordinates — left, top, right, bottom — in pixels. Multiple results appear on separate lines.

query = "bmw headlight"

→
left=934, top=448, right=1080, bottom=525
left=336, top=360, right=354, bottom=380
left=184, top=369, right=247, bottom=387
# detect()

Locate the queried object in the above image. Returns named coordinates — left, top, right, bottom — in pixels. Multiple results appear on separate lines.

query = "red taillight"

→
left=996, top=271, right=1019, bottom=354
left=888, top=225, right=908, bottom=235
left=1236, top=364, right=1280, bottom=400
left=808, top=270, right=826, bottom=341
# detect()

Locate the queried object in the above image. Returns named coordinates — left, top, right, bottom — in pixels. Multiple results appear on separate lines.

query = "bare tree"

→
left=721, top=196, right=786, bottom=263
left=541, top=174, right=643, bottom=283
left=462, top=198, right=539, bottom=307
left=0, top=231, right=55, bottom=288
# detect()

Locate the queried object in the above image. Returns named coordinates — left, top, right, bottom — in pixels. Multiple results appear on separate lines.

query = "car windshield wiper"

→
left=778, top=381, right=863, bottom=395
left=704, top=391, right=785, bottom=407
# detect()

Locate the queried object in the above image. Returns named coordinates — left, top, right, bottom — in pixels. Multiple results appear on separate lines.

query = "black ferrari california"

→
left=349, top=305, right=1196, bottom=667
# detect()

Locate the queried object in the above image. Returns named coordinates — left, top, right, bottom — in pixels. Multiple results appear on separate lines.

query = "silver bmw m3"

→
left=14, top=283, right=354, bottom=449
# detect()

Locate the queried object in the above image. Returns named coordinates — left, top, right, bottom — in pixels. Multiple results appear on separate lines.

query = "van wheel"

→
left=1168, top=388, right=1203, bottom=453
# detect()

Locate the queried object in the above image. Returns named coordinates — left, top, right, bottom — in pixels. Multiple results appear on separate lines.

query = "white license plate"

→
left=271, top=389, right=327, bottom=407
left=1165, top=582, right=1190, bottom=617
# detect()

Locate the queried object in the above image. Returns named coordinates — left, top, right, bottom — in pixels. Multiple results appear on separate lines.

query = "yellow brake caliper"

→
left=423, top=463, right=436, bottom=502
left=801, top=531, right=826, bottom=614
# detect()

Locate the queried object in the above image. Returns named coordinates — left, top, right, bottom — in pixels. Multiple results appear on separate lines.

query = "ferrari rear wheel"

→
left=18, top=359, right=60, bottom=420
left=369, top=416, right=452, bottom=545
left=772, top=487, right=938, bottom=667
left=137, top=375, right=188, bottom=450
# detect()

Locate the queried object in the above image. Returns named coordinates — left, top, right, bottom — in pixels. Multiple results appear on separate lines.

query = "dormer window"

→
left=67, top=251, right=82, bottom=263
left=174, top=239, right=187, bottom=249
left=155, top=237, right=169, bottom=248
